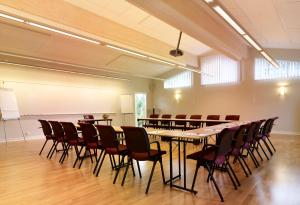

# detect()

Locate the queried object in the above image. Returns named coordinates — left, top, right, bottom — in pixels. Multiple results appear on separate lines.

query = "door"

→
left=135, top=93, right=147, bottom=127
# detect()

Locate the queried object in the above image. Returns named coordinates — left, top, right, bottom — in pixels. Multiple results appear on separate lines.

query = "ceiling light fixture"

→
left=204, top=0, right=214, bottom=3
left=106, top=45, right=147, bottom=58
left=0, top=12, right=25, bottom=23
left=178, top=65, right=202, bottom=74
left=27, top=22, right=100, bottom=44
left=261, top=51, right=279, bottom=68
left=148, top=57, right=176, bottom=66
left=243, top=34, right=262, bottom=51
left=213, top=6, right=245, bottom=35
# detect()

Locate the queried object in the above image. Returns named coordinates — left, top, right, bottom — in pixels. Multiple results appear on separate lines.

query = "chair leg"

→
left=113, top=155, right=125, bottom=184
left=248, top=149, right=260, bottom=167
left=254, top=146, right=263, bottom=161
left=137, top=161, right=142, bottom=178
left=96, top=153, right=106, bottom=177
left=121, top=158, right=131, bottom=186
left=227, top=161, right=240, bottom=187
left=258, top=141, right=269, bottom=160
left=78, top=149, right=87, bottom=169
left=109, top=155, right=114, bottom=170
left=207, top=164, right=215, bottom=183
left=266, top=137, right=276, bottom=152
left=145, top=160, right=157, bottom=194
left=159, top=158, right=165, bottom=184
left=237, top=156, right=248, bottom=177
left=73, top=146, right=83, bottom=168
left=131, top=159, right=136, bottom=177
left=191, top=163, right=199, bottom=192
left=49, top=141, right=59, bottom=159
left=240, top=155, right=252, bottom=175
left=206, top=162, right=224, bottom=202
left=262, top=139, right=273, bottom=156
left=59, top=144, right=69, bottom=164
left=39, top=139, right=48, bottom=155
left=93, top=149, right=104, bottom=174
left=47, top=141, right=56, bottom=158
left=225, top=163, right=237, bottom=189
left=88, top=149, right=94, bottom=163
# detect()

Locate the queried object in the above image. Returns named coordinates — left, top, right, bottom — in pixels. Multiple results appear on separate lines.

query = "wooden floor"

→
left=1, top=134, right=300, bottom=205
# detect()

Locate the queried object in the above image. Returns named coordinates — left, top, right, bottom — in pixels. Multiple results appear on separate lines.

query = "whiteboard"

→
left=4, top=82, right=120, bottom=115
left=120, top=94, right=134, bottom=114
left=0, top=88, right=21, bottom=120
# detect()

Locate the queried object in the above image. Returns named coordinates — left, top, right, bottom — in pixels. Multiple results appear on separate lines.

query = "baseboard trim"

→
left=272, top=131, right=300, bottom=136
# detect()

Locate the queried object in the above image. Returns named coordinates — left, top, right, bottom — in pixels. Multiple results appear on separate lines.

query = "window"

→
left=164, top=71, right=192, bottom=89
left=201, top=54, right=239, bottom=85
left=255, top=58, right=300, bottom=80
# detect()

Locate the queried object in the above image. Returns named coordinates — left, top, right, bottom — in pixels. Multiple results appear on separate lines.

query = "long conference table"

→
left=112, top=120, right=250, bottom=193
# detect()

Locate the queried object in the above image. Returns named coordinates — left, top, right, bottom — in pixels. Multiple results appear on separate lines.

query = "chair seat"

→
left=86, top=140, right=103, bottom=149
left=131, top=149, right=166, bottom=161
left=106, top=144, right=128, bottom=155
left=187, top=147, right=226, bottom=166
left=68, top=138, right=85, bottom=146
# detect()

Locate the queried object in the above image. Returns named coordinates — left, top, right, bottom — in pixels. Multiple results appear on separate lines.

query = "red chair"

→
left=173, top=114, right=187, bottom=130
left=48, top=121, right=68, bottom=161
left=38, top=120, right=55, bottom=156
left=160, top=114, right=172, bottom=129
left=144, top=114, right=160, bottom=128
left=225, top=115, right=240, bottom=121
left=94, top=125, right=139, bottom=181
left=60, top=122, right=85, bottom=166
left=187, top=127, right=239, bottom=202
left=78, top=123, right=103, bottom=169
left=82, top=114, right=95, bottom=124
left=257, top=117, right=278, bottom=156
left=206, top=115, right=220, bottom=127
left=188, top=115, right=202, bottom=129
left=121, top=126, right=166, bottom=194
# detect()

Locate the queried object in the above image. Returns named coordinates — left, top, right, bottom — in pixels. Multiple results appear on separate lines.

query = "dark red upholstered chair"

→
left=189, top=115, right=202, bottom=129
left=78, top=123, right=103, bottom=169
left=252, top=120, right=268, bottom=161
left=144, top=114, right=160, bottom=128
left=264, top=117, right=278, bottom=152
left=83, top=114, right=95, bottom=124
left=38, top=120, right=55, bottom=156
left=230, top=124, right=251, bottom=177
left=121, top=126, right=166, bottom=194
left=241, top=121, right=261, bottom=168
left=60, top=122, right=85, bottom=166
left=257, top=117, right=278, bottom=156
left=160, top=114, right=172, bottom=129
left=94, top=125, right=140, bottom=181
left=187, top=127, right=240, bottom=202
left=206, top=115, right=220, bottom=127
left=173, top=114, right=187, bottom=130
left=48, top=121, right=68, bottom=160
left=225, top=115, right=240, bottom=121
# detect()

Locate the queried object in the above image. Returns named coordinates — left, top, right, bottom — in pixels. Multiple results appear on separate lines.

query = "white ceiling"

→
left=64, top=0, right=212, bottom=56
left=219, top=0, right=300, bottom=49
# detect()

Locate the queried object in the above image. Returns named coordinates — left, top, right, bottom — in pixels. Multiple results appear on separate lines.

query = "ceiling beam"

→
left=127, top=0, right=249, bottom=60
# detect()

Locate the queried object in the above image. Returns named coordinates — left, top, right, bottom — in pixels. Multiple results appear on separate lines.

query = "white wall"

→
left=0, top=64, right=153, bottom=142
left=152, top=49, right=300, bottom=134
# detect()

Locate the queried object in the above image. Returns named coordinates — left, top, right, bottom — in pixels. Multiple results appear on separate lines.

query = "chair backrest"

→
left=266, top=117, right=278, bottom=136
left=38, top=120, right=52, bottom=136
left=189, top=115, right=202, bottom=127
left=61, top=122, right=79, bottom=141
left=260, top=118, right=273, bottom=136
left=175, top=114, right=187, bottom=125
left=206, top=115, right=220, bottom=126
left=244, top=121, right=257, bottom=143
left=150, top=114, right=159, bottom=118
left=161, top=114, right=172, bottom=119
left=253, top=120, right=265, bottom=139
left=121, top=126, right=150, bottom=153
left=232, top=124, right=249, bottom=149
left=148, top=114, right=160, bottom=125
left=95, top=125, right=119, bottom=149
left=225, top=115, right=240, bottom=121
left=215, top=126, right=239, bottom=158
left=83, top=114, right=95, bottom=124
left=78, top=123, right=98, bottom=142
left=49, top=121, right=64, bottom=139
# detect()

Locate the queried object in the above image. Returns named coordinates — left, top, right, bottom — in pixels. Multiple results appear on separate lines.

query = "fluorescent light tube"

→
left=261, top=51, right=279, bottom=68
left=213, top=6, right=245, bottom=35
left=27, top=22, right=100, bottom=44
left=0, top=12, right=25, bottom=23
left=243, top=34, right=262, bottom=51
left=148, top=57, right=175, bottom=66
left=106, top=45, right=146, bottom=58
left=204, top=0, right=214, bottom=3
